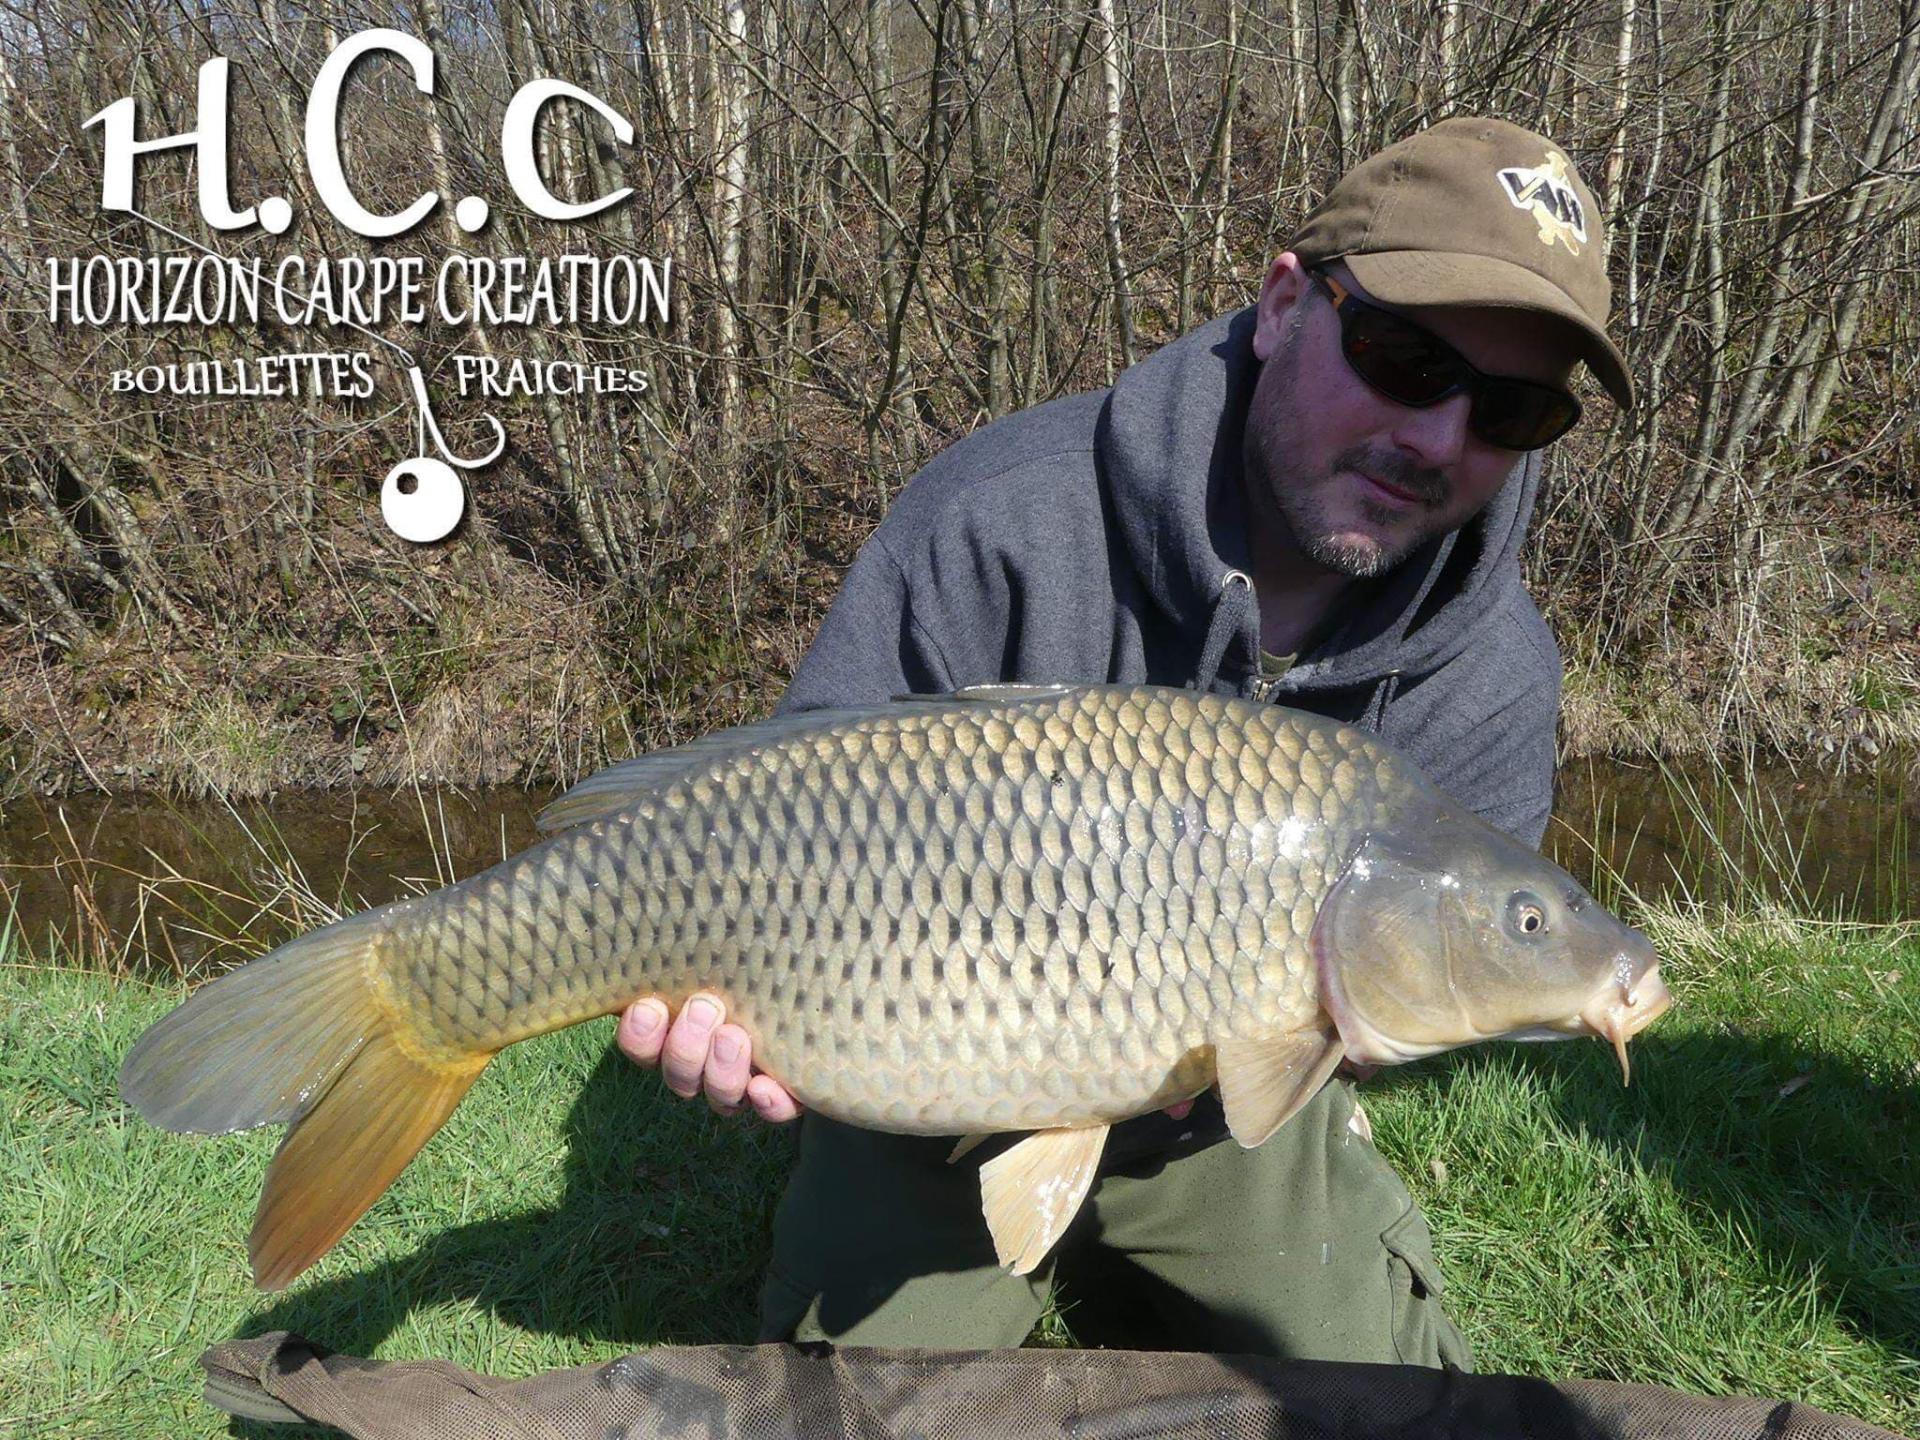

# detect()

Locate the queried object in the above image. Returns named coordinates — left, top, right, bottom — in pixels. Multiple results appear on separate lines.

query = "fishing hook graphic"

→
left=378, top=365, right=508, bottom=542
left=406, top=364, right=505, bottom=470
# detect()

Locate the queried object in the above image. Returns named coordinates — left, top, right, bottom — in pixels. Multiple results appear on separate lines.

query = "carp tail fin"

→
left=249, top=1036, right=487, bottom=1290
left=119, top=904, right=493, bottom=1290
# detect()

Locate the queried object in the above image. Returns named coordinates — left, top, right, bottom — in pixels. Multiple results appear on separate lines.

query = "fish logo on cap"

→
left=1497, top=150, right=1587, bottom=256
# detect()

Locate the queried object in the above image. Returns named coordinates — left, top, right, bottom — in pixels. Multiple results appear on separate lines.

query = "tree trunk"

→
left=1602, top=0, right=1636, bottom=217
left=712, top=0, right=751, bottom=447
left=1096, top=0, right=1135, bottom=372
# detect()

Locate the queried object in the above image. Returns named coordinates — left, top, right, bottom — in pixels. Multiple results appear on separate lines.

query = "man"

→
left=618, top=118, right=1633, bottom=1363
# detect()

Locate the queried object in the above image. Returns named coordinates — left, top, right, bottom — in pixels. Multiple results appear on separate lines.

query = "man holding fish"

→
left=617, top=118, right=1643, bottom=1363
left=122, top=119, right=1666, bottom=1368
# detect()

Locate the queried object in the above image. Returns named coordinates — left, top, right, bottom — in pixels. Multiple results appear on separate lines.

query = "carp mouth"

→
left=1476, top=961, right=1672, bottom=1084
left=1576, top=962, right=1672, bottom=1085
left=1503, top=960, right=1673, bottom=1084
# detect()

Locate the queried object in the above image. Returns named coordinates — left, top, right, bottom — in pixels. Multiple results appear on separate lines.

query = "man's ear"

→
left=1253, top=252, right=1311, bottom=361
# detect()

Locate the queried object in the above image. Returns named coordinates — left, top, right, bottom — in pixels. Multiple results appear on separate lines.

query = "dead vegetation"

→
left=0, top=0, right=1916, bottom=797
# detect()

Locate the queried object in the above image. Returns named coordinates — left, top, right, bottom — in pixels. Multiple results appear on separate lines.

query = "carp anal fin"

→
left=978, top=1123, right=1109, bottom=1275
left=1216, top=1030, right=1345, bottom=1147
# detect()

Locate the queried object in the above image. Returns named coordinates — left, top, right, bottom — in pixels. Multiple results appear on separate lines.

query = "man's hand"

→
left=617, top=993, right=802, bottom=1122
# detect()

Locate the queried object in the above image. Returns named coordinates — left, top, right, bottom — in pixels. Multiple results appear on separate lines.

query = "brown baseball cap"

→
left=1291, top=117, right=1633, bottom=409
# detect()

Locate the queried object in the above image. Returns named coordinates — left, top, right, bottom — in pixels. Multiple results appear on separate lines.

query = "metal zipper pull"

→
left=1218, top=570, right=1280, bottom=701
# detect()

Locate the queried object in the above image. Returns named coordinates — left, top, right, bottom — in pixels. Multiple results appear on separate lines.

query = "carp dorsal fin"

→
left=936, top=683, right=1077, bottom=704
left=537, top=702, right=952, bottom=833
left=1215, top=1030, right=1345, bottom=1147
left=978, top=1123, right=1109, bottom=1275
left=539, top=687, right=1083, bottom=833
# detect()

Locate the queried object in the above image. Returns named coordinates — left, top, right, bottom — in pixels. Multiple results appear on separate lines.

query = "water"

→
left=0, top=788, right=549, bottom=971
left=1548, top=755, right=1916, bottom=918
left=0, top=758, right=1912, bottom=973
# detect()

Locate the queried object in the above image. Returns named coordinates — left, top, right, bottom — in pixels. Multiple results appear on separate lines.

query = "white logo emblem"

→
left=1497, top=151, right=1587, bottom=256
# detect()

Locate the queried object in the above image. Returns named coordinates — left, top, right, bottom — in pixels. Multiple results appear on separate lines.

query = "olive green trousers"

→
left=758, top=1079, right=1472, bottom=1367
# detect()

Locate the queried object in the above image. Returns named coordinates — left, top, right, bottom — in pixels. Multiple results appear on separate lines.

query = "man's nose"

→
left=1389, top=392, right=1473, bottom=469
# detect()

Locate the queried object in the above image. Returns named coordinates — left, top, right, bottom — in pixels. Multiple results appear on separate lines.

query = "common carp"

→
left=121, top=684, right=1670, bottom=1289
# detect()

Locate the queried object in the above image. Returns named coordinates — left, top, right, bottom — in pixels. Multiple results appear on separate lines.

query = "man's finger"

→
left=617, top=998, right=669, bottom=1067
left=746, top=1074, right=802, bottom=1123
left=704, top=1022, right=752, bottom=1114
left=662, top=993, right=724, bottom=1098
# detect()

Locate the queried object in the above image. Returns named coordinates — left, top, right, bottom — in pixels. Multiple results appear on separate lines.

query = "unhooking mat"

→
left=199, top=1332, right=1911, bottom=1440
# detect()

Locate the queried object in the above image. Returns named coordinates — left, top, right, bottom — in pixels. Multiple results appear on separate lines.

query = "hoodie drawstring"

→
left=1193, top=570, right=1255, bottom=693
left=1361, top=671, right=1401, bottom=733
left=1195, top=571, right=1402, bottom=729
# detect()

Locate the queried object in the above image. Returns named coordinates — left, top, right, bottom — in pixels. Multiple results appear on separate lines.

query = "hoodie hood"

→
left=1096, top=306, right=1544, bottom=700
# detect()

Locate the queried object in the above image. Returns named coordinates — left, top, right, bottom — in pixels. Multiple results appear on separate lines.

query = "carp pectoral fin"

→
left=1216, top=1029, right=1345, bottom=1148
left=978, top=1123, right=1110, bottom=1275
left=947, top=1133, right=992, bottom=1164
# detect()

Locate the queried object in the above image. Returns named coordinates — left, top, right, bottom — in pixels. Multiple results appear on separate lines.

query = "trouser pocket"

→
left=1381, top=1205, right=1475, bottom=1371
left=758, top=1117, right=1049, bottom=1347
left=756, top=1261, right=816, bottom=1342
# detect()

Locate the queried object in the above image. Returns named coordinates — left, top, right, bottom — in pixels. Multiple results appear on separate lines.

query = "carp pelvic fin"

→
left=978, top=1123, right=1110, bottom=1275
left=118, top=901, right=493, bottom=1290
left=947, top=1133, right=993, bottom=1164
left=1215, top=1029, right=1345, bottom=1147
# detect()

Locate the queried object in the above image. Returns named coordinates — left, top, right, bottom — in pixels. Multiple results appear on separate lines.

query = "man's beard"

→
left=1244, top=328, right=1447, bottom=581
left=1283, top=444, right=1449, bottom=579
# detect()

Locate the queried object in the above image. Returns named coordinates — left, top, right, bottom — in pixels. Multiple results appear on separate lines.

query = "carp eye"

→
left=1507, top=891, right=1548, bottom=938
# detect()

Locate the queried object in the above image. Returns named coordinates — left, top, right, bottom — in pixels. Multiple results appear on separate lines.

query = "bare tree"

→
left=5, top=0, right=1919, bottom=790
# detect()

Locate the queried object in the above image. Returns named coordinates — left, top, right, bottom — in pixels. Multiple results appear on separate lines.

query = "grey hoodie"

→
left=782, top=306, right=1562, bottom=850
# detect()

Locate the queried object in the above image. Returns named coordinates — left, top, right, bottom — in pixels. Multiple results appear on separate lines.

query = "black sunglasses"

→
left=1309, top=270, right=1582, bottom=451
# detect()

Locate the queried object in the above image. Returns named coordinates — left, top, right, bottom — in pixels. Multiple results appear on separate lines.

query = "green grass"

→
left=3, top=906, right=1916, bottom=1436
left=1366, top=904, right=1920, bottom=1430
left=0, top=957, right=795, bottom=1438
